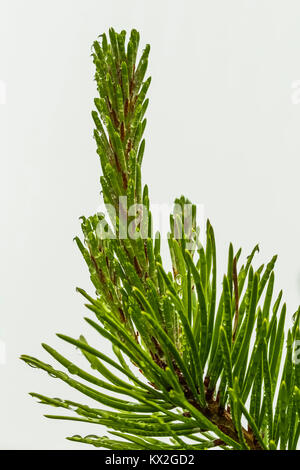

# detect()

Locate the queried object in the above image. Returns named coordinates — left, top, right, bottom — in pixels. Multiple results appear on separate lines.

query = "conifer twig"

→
left=21, top=28, right=300, bottom=451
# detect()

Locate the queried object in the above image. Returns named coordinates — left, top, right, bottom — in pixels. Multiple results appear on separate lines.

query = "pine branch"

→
left=21, top=28, right=300, bottom=450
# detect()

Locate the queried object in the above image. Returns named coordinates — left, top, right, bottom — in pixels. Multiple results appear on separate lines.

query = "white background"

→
left=1, top=0, right=300, bottom=449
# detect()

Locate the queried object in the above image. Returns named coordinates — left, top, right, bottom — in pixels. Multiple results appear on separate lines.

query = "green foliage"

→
left=21, top=28, right=300, bottom=450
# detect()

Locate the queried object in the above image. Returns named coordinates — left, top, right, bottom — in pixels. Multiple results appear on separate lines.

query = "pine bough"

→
left=21, top=29, right=300, bottom=450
